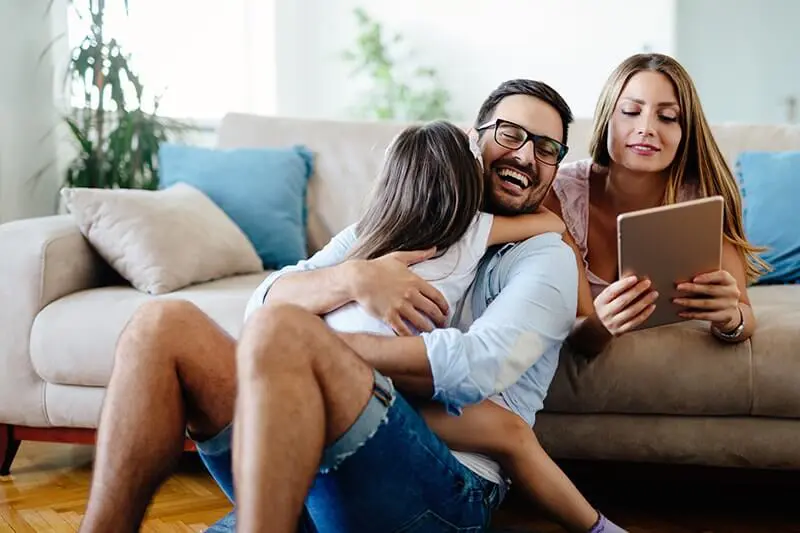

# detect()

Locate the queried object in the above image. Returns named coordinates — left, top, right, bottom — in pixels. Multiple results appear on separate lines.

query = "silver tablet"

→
left=617, top=196, right=724, bottom=330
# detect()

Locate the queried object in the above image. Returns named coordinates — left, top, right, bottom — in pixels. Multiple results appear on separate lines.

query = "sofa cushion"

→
left=544, top=285, right=800, bottom=419
left=736, top=151, right=800, bottom=285
left=30, top=273, right=269, bottom=388
left=159, top=143, right=314, bottom=270
left=61, top=183, right=264, bottom=295
left=545, top=320, right=752, bottom=416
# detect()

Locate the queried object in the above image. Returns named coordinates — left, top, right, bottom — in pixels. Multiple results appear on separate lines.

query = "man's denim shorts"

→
left=194, top=369, right=505, bottom=532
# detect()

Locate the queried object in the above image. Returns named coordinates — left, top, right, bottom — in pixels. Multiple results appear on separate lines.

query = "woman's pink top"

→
left=553, top=159, right=697, bottom=299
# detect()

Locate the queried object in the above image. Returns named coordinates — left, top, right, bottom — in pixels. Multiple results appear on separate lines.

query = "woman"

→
left=545, top=53, right=769, bottom=356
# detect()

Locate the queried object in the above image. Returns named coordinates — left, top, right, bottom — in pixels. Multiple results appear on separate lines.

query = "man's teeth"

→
left=497, top=168, right=530, bottom=188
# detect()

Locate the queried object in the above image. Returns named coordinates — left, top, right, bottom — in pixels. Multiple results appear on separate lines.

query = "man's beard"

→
left=482, top=160, right=549, bottom=216
left=484, top=186, right=544, bottom=216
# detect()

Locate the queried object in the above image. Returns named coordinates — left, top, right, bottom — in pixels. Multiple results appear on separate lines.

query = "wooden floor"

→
left=0, top=442, right=231, bottom=532
left=1, top=442, right=798, bottom=532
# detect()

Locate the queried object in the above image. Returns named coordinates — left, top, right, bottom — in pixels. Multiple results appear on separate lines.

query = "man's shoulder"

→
left=502, top=232, right=575, bottom=266
left=494, top=232, right=578, bottom=294
left=500, top=233, right=579, bottom=315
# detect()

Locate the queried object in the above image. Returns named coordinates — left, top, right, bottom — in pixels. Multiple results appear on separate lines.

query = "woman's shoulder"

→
left=556, top=158, right=594, bottom=182
left=552, top=158, right=599, bottom=203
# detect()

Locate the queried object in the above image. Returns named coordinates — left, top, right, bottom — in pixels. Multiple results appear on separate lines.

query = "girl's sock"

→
left=588, top=512, right=627, bottom=533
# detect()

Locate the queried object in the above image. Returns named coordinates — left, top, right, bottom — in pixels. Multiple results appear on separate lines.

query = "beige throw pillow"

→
left=61, top=183, right=263, bottom=295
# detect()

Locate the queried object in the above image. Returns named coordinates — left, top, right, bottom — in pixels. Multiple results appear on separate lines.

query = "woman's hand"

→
left=594, top=275, right=659, bottom=336
left=674, top=270, right=741, bottom=331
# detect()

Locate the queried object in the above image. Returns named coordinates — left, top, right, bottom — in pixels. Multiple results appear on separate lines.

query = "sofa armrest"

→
left=0, top=215, right=105, bottom=308
left=0, top=215, right=106, bottom=426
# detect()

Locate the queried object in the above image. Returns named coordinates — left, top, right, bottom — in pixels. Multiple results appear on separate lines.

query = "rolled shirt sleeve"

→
left=421, top=233, right=579, bottom=415
left=244, top=224, right=358, bottom=321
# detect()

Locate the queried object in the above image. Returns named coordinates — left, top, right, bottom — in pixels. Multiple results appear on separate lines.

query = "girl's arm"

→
left=487, top=208, right=566, bottom=247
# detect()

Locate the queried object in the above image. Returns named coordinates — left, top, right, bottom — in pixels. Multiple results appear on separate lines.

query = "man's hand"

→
left=349, top=249, right=449, bottom=336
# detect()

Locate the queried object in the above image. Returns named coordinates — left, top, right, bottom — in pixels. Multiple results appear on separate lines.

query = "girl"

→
left=324, top=120, right=625, bottom=533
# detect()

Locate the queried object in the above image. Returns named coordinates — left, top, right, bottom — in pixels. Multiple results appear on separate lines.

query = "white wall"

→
left=0, top=0, right=68, bottom=222
left=675, top=0, right=800, bottom=124
left=275, top=0, right=677, bottom=121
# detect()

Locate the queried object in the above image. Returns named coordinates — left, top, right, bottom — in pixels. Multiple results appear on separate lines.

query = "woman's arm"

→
left=572, top=239, right=757, bottom=358
left=487, top=208, right=565, bottom=247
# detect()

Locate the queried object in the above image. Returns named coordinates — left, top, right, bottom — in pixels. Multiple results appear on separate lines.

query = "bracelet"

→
left=712, top=306, right=745, bottom=341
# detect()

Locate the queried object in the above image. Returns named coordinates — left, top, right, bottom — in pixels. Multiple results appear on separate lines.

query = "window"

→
left=66, top=0, right=276, bottom=119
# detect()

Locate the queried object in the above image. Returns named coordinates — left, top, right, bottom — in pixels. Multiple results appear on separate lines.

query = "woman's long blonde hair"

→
left=589, top=53, right=769, bottom=283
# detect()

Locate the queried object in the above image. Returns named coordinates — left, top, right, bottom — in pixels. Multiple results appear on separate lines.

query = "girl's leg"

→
left=421, top=401, right=626, bottom=533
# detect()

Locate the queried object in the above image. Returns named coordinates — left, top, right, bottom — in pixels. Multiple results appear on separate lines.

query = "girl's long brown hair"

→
left=348, top=121, right=484, bottom=261
left=589, top=53, right=770, bottom=283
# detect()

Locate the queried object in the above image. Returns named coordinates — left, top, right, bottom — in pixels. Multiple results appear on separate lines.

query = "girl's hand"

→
left=594, top=275, right=659, bottom=336
left=674, top=270, right=741, bottom=331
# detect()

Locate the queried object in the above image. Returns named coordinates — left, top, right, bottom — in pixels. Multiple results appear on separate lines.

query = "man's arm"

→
left=245, top=225, right=449, bottom=331
left=338, top=333, right=432, bottom=397
left=342, top=234, right=579, bottom=413
left=244, top=225, right=359, bottom=319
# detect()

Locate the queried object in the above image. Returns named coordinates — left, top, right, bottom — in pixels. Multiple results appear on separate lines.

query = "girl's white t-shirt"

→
left=323, top=212, right=494, bottom=335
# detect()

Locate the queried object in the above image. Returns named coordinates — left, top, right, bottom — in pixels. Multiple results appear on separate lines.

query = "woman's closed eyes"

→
left=620, top=109, right=679, bottom=123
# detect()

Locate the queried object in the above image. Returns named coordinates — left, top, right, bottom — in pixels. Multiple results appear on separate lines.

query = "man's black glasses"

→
left=476, top=118, right=568, bottom=166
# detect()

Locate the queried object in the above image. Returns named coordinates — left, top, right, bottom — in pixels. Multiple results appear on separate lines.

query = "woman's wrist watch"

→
left=712, top=306, right=745, bottom=341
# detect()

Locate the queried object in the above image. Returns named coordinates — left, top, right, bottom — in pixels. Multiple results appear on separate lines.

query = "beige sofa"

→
left=1, top=113, right=799, bottom=474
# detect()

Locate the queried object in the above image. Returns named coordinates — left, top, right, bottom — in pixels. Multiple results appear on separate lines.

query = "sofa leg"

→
left=0, top=424, right=21, bottom=476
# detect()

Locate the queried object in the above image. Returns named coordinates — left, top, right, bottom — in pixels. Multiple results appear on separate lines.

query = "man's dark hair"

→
left=475, top=79, right=574, bottom=146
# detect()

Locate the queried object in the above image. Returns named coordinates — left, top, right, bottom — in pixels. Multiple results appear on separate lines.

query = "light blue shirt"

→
left=245, top=226, right=578, bottom=426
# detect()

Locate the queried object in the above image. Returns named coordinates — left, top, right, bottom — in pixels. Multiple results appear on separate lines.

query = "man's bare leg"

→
left=80, top=300, right=237, bottom=533
left=233, top=304, right=375, bottom=533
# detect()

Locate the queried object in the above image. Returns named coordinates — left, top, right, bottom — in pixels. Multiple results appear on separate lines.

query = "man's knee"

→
left=118, top=300, right=207, bottom=361
left=243, top=303, right=324, bottom=342
left=238, top=303, right=328, bottom=371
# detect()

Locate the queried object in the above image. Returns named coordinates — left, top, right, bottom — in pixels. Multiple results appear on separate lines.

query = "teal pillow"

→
left=736, top=151, right=800, bottom=284
left=159, top=143, right=313, bottom=269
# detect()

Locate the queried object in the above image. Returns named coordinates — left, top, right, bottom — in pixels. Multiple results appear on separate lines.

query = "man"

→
left=79, top=79, right=578, bottom=533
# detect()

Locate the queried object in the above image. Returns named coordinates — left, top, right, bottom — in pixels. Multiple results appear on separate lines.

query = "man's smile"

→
left=492, top=164, right=538, bottom=195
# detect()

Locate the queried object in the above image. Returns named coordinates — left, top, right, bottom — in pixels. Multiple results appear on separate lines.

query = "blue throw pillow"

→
left=159, top=143, right=313, bottom=269
left=736, top=151, right=800, bottom=284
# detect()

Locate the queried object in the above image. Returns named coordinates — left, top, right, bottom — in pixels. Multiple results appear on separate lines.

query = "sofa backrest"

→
left=216, top=113, right=800, bottom=253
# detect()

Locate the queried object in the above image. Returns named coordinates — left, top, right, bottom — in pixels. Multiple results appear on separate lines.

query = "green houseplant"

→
left=342, top=7, right=453, bottom=121
left=57, top=0, right=184, bottom=190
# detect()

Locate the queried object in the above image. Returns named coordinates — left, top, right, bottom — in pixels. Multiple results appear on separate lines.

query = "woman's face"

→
left=607, top=71, right=682, bottom=174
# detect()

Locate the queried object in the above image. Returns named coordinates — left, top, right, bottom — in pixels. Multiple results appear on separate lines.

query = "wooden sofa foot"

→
left=0, top=424, right=21, bottom=476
